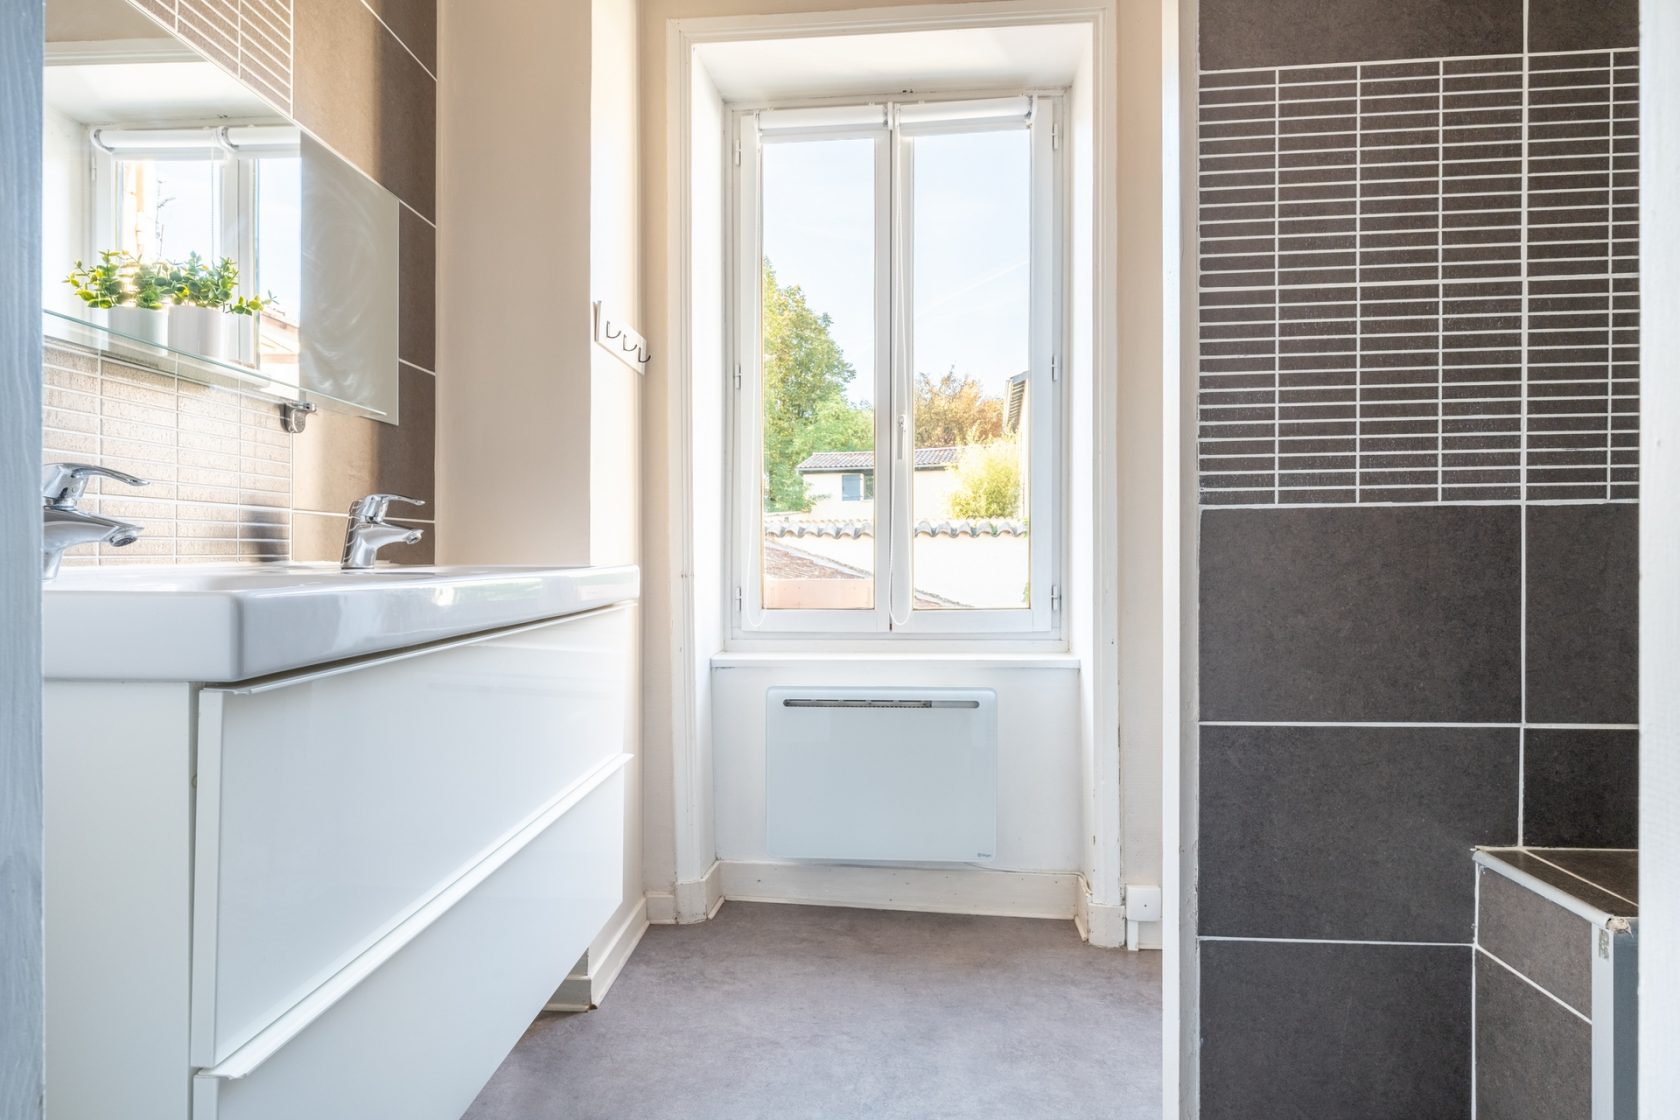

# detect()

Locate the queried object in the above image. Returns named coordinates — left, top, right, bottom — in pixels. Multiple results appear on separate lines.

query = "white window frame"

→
left=89, top=124, right=295, bottom=367
left=729, top=92, right=1065, bottom=641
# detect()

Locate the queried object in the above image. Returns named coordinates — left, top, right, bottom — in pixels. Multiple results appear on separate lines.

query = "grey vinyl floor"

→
left=463, top=902, right=1162, bottom=1120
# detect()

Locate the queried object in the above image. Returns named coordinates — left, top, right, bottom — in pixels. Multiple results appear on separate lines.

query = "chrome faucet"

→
left=42, top=463, right=147, bottom=580
left=341, top=493, right=425, bottom=570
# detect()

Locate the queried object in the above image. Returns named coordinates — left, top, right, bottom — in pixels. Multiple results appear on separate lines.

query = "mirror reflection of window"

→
left=256, top=155, right=302, bottom=371
left=117, top=157, right=219, bottom=263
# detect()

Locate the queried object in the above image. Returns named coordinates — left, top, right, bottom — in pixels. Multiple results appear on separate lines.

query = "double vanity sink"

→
left=43, top=561, right=639, bottom=1120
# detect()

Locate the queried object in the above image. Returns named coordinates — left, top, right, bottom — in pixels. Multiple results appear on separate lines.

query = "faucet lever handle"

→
left=349, top=493, right=426, bottom=524
left=42, top=462, right=148, bottom=508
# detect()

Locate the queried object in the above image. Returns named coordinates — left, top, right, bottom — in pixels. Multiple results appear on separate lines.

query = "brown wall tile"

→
left=291, top=364, right=435, bottom=516
left=291, top=0, right=437, bottom=219
left=362, top=0, right=436, bottom=74
left=400, top=204, right=436, bottom=371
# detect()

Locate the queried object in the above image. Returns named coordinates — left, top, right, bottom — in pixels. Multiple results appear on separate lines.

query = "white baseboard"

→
left=645, top=891, right=676, bottom=924
left=675, top=860, right=724, bottom=924
left=544, top=897, right=650, bottom=1011
left=1076, top=880, right=1128, bottom=948
left=1126, top=918, right=1163, bottom=951
left=718, top=860, right=1079, bottom=919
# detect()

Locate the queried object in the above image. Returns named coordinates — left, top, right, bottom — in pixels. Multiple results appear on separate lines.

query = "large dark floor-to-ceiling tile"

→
left=466, top=904, right=1161, bottom=1120
left=1526, top=504, right=1638, bottom=725
left=1200, top=725, right=1518, bottom=940
left=1200, top=506, right=1522, bottom=722
left=1523, top=728, right=1639, bottom=849
left=1200, top=941, right=1471, bottom=1120
left=1527, top=0, right=1639, bottom=52
left=1475, top=952, right=1592, bottom=1120
left=1198, top=0, right=1521, bottom=70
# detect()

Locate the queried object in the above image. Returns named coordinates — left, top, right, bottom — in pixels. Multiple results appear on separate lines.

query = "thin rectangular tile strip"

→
left=1197, top=50, right=1638, bottom=506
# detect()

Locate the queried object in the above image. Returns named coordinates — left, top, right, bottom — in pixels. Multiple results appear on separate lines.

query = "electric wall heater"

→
left=765, top=686, right=998, bottom=862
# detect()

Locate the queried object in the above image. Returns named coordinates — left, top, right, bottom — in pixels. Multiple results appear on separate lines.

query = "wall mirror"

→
left=42, top=0, right=401, bottom=422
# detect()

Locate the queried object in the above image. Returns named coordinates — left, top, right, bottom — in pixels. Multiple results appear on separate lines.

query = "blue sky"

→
left=761, top=127, right=1030, bottom=408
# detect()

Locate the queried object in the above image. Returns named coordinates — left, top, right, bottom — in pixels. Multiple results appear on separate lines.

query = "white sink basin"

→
left=44, top=562, right=640, bottom=681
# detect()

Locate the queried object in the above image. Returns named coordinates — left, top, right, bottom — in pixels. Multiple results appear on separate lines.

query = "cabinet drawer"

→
left=193, top=606, right=631, bottom=1066
left=195, top=758, right=626, bottom=1120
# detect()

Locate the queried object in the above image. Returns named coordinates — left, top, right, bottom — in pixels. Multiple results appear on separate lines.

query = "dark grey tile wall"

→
left=1201, top=941, right=1472, bottom=1120
left=1200, top=725, right=1517, bottom=941
left=1200, top=506, right=1521, bottom=721
left=1524, top=728, right=1638, bottom=847
left=1475, top=954, right=1592, bottom=1120
left=1476, top=867, right=1593, bottom=1014
left=1196, top=2, right=1639, bottom=1114
left=1526, top=504, right=1639, bottom=723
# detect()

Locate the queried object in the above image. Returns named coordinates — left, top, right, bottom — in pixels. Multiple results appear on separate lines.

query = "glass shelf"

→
left=43, top=308, right=387, bottom=420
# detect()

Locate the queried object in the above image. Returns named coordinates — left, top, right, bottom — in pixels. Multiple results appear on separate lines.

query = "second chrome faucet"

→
left=341, top=493, right=426, bottom=570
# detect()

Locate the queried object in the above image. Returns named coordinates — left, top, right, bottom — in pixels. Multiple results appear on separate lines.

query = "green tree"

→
left=947, top=438, right=1022, bottom=520
left=761, top=260, right=872, bottom=511
left=913, top=370, right=1004, bottom=448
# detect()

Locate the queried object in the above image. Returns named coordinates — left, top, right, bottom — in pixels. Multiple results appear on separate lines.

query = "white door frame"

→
left=2, top=2, right=47, bottom=1117
left=1640, top=1, right=1679, bottom=1115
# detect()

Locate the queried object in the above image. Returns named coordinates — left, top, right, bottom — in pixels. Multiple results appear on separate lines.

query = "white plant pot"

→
left=106, top=306, right=169, bottom=355
left=168, top=305, right=232, bottom=360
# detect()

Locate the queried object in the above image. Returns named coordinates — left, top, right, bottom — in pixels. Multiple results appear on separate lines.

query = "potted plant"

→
left=65, top=251, right=171, bottom=349
left=164, top=253, right=270, bottom=360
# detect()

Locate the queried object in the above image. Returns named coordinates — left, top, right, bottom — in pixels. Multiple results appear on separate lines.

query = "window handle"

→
left=896, top=413, right=908, bottom=462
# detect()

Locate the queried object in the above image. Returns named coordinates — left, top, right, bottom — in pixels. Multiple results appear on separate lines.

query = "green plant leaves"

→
left=63, top=250, right=278, bottom=315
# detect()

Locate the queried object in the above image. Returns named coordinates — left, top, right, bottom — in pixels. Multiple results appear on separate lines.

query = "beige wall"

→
left=436, top=0, right=592, bottom=567
left=637, top=0, right=1169, bottom=914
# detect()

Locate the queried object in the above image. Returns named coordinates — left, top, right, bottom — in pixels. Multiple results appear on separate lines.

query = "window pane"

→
left=118, top=158, right=218, bottom=263
left=759, top=136, right=877, bottom=611
left=909, top=128, right=1032, bottom=610
left=256, top=156, right=303, bottom=370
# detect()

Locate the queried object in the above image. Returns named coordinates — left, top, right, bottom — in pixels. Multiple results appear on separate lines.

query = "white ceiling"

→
left=45, top=57, right=278, bottom=126
left=695, top=23, right=1091, bottom=104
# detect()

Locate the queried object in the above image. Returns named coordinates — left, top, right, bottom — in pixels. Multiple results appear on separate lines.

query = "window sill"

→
left=711, top=650, right=1080, bottom=670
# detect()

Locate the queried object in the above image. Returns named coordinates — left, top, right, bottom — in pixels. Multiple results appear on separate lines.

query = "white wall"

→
left=712, top=661, right=1082, bottom=873
left=1641, top=0, right=1679, bottom=1114
left=589, top=0, right=648, bottom=968
left=2, top=1, right=46, bottom=1115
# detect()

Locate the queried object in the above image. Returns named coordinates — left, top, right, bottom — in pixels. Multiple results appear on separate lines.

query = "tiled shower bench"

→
left=1473, top=848, right=1638, bottom=1120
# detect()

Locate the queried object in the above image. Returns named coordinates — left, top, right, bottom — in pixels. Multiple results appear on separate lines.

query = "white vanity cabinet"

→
left=45, top=599, right=634, bottom=1120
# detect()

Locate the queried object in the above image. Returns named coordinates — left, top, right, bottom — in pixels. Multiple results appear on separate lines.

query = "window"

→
left=732, top=95, right=1062, bottom=637
left=93, top=125, right=302, bottom=370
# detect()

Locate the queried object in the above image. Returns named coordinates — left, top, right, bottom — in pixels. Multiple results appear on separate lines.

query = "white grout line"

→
left=1476, top=945, right=1593, bottom=1024
left=358, top=0, right=437, bottom=82
left=398, top=357, right=436, bottom=377
left=1200, top=721, right=1637, bottom=730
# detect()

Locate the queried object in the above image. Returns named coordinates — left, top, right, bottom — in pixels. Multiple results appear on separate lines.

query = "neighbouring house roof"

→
left=796, top=447, right=961, bottom=473
left=764, top=517, right=1028, bottom=539
left=762, top=539, right=967, bottom=608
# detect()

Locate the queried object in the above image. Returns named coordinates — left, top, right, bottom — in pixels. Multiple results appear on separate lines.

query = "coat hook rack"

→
left=593, top=301, right=650, bottom=372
